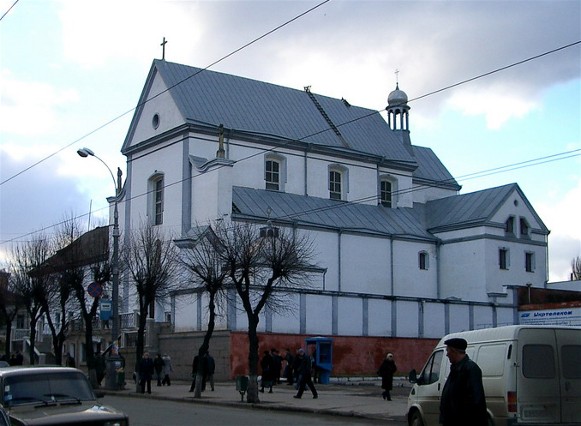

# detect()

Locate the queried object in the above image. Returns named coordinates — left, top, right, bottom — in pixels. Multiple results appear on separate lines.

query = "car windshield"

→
left=3, top=371, right=95, bottom=408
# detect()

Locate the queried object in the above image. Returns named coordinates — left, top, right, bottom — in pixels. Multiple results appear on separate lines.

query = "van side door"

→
left=517, top=328, right=561, bottom=424
left=556, top=329, right=581, bottom=423
left=412, top=349, right=445, bottom=425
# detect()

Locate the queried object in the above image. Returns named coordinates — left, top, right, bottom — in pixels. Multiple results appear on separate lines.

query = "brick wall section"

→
left=122, top=330, right=437, bottom=381
left=229, top=332, right=437, bottom=380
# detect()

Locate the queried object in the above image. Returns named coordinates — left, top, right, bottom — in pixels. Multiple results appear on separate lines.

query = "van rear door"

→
left=517, top=328, right=561, bottom=424
left=556, top=328, right=581, bottom=423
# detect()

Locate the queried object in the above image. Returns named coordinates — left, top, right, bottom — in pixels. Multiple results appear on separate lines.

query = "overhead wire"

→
left=0, top=8, right=579, bottom=244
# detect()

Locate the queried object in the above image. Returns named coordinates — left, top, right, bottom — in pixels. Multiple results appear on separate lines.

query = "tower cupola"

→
left=386, top=83, right=410, bottom=131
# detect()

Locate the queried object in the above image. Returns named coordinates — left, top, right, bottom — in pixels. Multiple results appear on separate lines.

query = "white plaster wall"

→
left=439, top=239, right=488, bottom=301
left=270, top=294, right=301, bottom=334
left=174, top=293, right=197, bottom=332
left=412, top=184, right=457, bottom=204
left=396, top=300, right=419, bottom=337
left=340, top=234, right=390, bottom=295
left=423, top=302, right=446, bottom=338
left=337, top=297, right=363, bottom=336
left=448, top=304, right=470, bottom=333
left=310, top=230, right=339, bottom=291
left=128, top=75, right=184, bottom=146
left=483, top=239, right=547, bottom=294
left=305, top=295, right=332, bottom=335
left=474, top=305, right=495, bottom=329
left=392, top=240, right=438, bottom=298
left=497, top=307, right=514, bottom=327
left=367, top=299, right=392, bottom=336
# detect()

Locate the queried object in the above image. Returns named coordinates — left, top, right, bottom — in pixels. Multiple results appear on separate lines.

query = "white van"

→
left=407, top=325, right=581, bottom=426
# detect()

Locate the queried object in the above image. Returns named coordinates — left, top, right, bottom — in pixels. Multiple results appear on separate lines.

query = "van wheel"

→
left=409, top=411, right=424, bottom=426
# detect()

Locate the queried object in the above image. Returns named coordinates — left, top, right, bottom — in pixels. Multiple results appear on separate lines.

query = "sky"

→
left=0, top=0, right=580, bottom=282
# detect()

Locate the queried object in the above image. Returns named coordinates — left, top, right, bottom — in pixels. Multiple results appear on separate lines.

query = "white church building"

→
left=112, top=59, right=549, bottom=369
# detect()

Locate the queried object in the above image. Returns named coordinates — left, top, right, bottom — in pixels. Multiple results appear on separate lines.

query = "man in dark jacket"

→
left=439, top=338, right=487, bottom=426
left=293, top=348, right=318, bottom=399
left=138, top=352, right=154, bottom=394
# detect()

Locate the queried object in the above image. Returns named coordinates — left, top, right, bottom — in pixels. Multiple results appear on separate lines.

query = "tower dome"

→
left=386, top=83, right=410, bottom=132
left=387, top=83, right=408, bottom=106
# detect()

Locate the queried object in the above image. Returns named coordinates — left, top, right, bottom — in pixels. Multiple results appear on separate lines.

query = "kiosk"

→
left=305, top=336, right=333, bottom=384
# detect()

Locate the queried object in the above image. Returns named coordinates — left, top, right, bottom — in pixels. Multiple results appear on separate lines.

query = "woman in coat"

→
left=377, top=352, right=397, bottom=400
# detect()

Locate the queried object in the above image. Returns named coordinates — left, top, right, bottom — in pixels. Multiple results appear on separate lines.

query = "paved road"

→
left=106, top=394, right=404, bottom=425
left=101, top=378, right=410, bottom=425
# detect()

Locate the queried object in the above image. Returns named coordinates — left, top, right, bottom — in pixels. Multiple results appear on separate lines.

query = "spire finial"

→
left=160, top=37, right=168, bottom=60
left=395, top=68, right=400, bottom=89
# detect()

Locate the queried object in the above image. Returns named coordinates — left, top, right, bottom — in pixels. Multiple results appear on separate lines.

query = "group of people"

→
left=138, top=351, right=173, bottom=394
left=259, top=347, right=319, bottom=399
left=0, top=350, right=24, bottom=366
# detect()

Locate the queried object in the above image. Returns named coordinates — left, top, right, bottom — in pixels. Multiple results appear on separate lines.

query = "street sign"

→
left=87, top=282, right=103, bottom=298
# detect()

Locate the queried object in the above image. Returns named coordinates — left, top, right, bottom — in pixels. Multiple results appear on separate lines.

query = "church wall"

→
left=448, top=303, right=471, bottom=333
left=310, top=230, right=339, bottom=291
left=305, top=294, right=333, bottom=335
left=339, top=233, right=390, bottom=295
left=423, top=302, right=446, bottom=338
left=367, top=298, right=392, bottom=336
left=412, top=184, right=457, bottom=204
left=395, top=300, right=420, bottom=337
left=392, top=240, right=438, bottom=298
left=337, top=297, right=363, bottom=336
left=438, top=239, right=488, bottom=301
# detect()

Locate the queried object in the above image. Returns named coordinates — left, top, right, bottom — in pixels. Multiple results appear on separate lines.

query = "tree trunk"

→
left=246, top=314, right=260, bottom=403
left=28, top=325, right=36, bottom=365
left=194, top=292, right=216, bottom=398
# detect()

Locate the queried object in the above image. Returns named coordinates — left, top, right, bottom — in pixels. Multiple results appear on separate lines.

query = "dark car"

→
left=0, top=366, right=128, bottom=425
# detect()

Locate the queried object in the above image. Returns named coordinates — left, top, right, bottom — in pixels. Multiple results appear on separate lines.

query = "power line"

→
left=0, top=0, right=19, bottom=22
left=0, top=0, right=332, bottom=187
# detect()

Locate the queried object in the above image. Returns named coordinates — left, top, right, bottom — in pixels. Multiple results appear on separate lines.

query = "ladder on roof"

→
left=304, top=87, right=350, bottom=148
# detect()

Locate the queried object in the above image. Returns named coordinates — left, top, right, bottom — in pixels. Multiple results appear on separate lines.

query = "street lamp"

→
left=77, top=147, right=120, bottom=390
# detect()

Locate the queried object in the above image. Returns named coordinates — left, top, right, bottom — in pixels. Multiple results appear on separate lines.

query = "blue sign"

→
left=100, top=299, right=112, bottom=321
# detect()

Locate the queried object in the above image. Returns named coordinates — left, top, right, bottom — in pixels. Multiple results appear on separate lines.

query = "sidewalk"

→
left=102, top=377, right=410, bottom=423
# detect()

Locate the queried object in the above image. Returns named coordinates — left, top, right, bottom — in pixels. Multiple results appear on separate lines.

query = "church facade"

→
left=114, top=59, right=549, bottom=355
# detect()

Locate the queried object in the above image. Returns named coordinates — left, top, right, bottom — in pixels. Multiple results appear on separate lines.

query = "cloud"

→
left=0, top=70, right=79, bottom=136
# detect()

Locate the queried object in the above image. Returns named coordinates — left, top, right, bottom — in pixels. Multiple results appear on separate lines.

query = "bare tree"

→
left=572, top=256, right=581, bottom=280
left=120, top=223, right=181, bottom=384
left=177, top=223, right=229, bottom=398
left=218, top=222, right=315, bottom=403
left=0, top=270, right=22, bottom=359
left=8, top=236, right=54, bottom=365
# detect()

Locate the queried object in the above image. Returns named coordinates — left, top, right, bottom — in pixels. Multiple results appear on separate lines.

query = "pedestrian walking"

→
left=138, top=352, right=154, bottom=394
left=440, top=338, right=487, bottom=426
left=161, top=353, right=173, bottom=386
left=293, top=348, right=318, bottom=399
left=377, top=352, right=397, bottom=400
left=259, top=350, right=274, bottom=393
left=153, top=353, right=164, bottom=386
left=206, top=352, right=215, bottom=391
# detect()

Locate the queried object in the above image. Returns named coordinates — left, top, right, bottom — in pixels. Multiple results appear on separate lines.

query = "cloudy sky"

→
left=1, top=0, right=580, bottom=281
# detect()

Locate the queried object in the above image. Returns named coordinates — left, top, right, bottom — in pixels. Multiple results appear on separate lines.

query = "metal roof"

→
left=152, top=60, right=417, bottom=165
left=426, top=183, right=548, bottom=233
left=232, top=186, right=434, bottom=240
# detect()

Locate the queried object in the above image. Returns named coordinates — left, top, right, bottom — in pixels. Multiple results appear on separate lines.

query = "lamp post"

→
left=77, top=147, right=120, bottom=390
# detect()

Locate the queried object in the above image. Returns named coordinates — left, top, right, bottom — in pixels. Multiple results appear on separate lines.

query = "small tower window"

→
left=419, top=251, right=429, bottom=270
left=505, top=216, right=515, bottom=234
left=499, top=248, right=510, bottom=270
left=520, top=218, right=530, bottom=237
left=525, top=252, right=535, bottom=273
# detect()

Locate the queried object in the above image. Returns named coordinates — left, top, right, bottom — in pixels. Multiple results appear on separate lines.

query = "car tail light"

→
left=507, top=391, right=517, bottom=413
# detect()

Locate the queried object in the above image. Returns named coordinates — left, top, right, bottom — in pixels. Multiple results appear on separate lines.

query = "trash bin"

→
left=306, top=336, right=333, bottom=384
left=235, top=375, right=249, bottom=401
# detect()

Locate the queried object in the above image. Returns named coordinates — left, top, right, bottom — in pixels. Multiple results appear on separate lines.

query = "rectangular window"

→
left=265, top=160, right=280, bottom=191
left=523, top=344, right=555, bottom=378
left=380, top=181, right=392, bottom=208
left=499, top=248, right=509, bottom=270
left=419, top=252, right=428, bottom=270
left=520, top=218, right=529, bottom=237
left=329, top=170, right=342, bottom=200
left=154, top=178, right=163, bottom=225
left=525, top=252, right=535, bottom=272
left=505, top=216, right=515, bottom=234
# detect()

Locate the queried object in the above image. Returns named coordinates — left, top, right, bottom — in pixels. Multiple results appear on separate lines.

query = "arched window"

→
left=264, top=154, right=286, bottom=191
left=148, top=173, right=164, bottom=225
left=329, top=164, right=348, bottom=200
